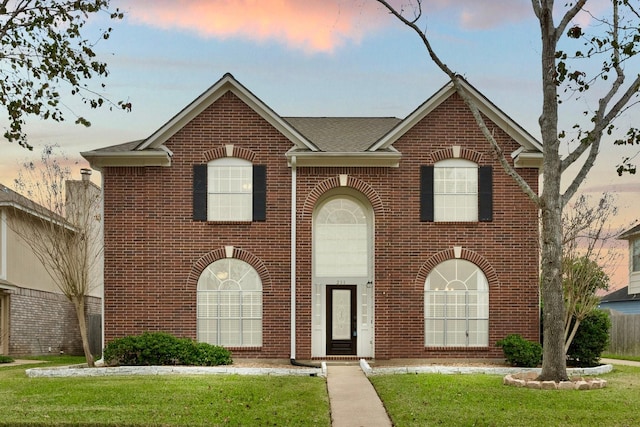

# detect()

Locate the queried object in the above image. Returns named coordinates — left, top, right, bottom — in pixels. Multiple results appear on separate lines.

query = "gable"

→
left=368, top=78, right=542, bottom=168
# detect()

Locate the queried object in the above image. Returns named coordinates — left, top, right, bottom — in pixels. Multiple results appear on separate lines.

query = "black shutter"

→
left=252, top=165, right=267, bottom=221
left=420, top=165, right=434, bottom=222
left=478, top=166, right=493, bottom=222
left=193, top=164, right=207, bottom=221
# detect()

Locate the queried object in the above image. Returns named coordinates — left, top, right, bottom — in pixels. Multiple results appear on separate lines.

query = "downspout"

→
left=289, top=155, right=320, bottom=368
left=290, top=155, right=297, bottom=361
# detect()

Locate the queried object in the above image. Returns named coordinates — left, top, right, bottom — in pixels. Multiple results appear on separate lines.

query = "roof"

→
left=82, top=73, right=543, bottom=170
left=0, top=183, right=69, bottom=227
left=600, top=286, right=640, bottom=303
left=619, top=223, right=640, bottom=240
left=284, top=117, right=401, bottom=152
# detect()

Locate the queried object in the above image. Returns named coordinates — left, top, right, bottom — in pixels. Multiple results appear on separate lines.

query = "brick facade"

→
left=95, top=76, right=540, bottom=360
left=6, top=287, right=101, bottom=356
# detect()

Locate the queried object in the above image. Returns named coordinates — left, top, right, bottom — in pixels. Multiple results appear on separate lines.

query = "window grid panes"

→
left=633, top=239, right=640, bottom=272
left=197, top=258, right=262, bottom=347
left=424, top=259, right=488, bottom=347
left=434, top=159, right=478, bottom=222
left=208, top=158, right=252, bottom=221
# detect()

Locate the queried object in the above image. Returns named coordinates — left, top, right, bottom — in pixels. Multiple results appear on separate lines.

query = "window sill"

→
left=224, top=346, right=262, bottom=351
left=425, top=346, right=489, bottom=351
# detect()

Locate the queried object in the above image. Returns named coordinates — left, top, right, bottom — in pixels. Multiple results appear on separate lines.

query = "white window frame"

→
left=197, top=258, right=262, bottom=347
left=207, top=157, right=252, bottom=221
left=434, top=159, right=478, bottom=222
left=424, top=259, right=489, bottom=347
left=633, top=238, right=640, bottom=272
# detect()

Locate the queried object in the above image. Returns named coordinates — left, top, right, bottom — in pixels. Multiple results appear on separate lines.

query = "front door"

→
left=326, top=285, right=357, bottom=355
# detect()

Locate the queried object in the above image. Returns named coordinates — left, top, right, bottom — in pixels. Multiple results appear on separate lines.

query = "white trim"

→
left=0, top=210, right=6, bottom=280
left=225, top=246, right=234, bottom=258
left=225, top=144, right=234, bottom=157
left=290, top=156, right=297, bottom=359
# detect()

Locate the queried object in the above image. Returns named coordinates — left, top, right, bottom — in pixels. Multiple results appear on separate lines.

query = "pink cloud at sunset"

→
left=123, top=0, right=386, bottom=53
left=122, top=0, right=542, bottom=53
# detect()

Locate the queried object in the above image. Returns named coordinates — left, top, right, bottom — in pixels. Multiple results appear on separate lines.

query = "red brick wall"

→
left=102, top=90, right=539, bottom=360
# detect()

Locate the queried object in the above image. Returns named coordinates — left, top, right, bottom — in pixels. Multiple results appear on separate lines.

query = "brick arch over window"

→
left=187, top=247, right=272, bottom=291
left=414, top=248, right=499, bottom=291
left=202, top=146, right=257, bottom=163
left=430, top=147, right=484, bottom=164
left=301, top=176, right=385, bottom=220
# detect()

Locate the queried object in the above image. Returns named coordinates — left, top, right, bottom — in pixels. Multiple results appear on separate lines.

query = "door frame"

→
left=326, top=285, right=357, bottom=355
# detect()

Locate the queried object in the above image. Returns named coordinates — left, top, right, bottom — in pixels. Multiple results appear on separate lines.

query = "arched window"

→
left=424, top=259, right=488, bottom=347
left=197, top=258, right=262, bottom=347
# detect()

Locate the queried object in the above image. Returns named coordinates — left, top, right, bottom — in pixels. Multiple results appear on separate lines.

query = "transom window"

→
left=197, top=258, right=262, bottom=347
left=424, top=259, right=488, bottom=347
left=314, top=197, right=369, bottom=278
left=434, top=159, right=478, bottom=222
left=207, top=157, right=252, bottom=221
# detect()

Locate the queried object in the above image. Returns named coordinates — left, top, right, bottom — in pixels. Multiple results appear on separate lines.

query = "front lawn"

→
left=0, top=357, right=330, bottom=426
left=370, top=365, right=640, bottom=427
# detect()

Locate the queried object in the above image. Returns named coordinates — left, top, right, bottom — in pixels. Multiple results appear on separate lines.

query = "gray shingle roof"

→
left=284, top=117, right=401, bottom=152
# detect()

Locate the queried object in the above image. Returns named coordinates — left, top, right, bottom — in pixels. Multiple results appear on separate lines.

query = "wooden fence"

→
left=607, top=310, right=640, bottom=357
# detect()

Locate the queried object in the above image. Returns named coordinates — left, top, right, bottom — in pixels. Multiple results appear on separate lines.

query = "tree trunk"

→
left=537, top=3, right=569, bottom=382
left=72, top=295, right=95, bottom=367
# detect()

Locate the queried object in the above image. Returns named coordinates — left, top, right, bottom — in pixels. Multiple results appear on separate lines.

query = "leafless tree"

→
left=376, top=0, right=640, bottom=381
left=7, top=146, right=102, bottom=366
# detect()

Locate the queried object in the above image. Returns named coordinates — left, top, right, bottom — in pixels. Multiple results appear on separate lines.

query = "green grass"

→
left=370, top=365, right=640, bottom=427
left=0, top=357, right=330, bottom=426
left=602, top=353, right=640, bottom=362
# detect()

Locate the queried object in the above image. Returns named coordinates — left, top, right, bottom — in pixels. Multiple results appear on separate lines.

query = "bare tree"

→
left=7, top=146, right=102, bottom=366
left=376, top=0, right=640, bottom=381
left=562, top=194, right=619, bottom=352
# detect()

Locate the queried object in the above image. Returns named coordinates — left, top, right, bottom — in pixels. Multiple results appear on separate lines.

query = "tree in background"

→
left=376, top=0, right=640, bottom=381
left=7, top=146, right=102, bottom=366
left=0, top=0, right=129, bottom=150
left=562, top=194, right=619, bottom=352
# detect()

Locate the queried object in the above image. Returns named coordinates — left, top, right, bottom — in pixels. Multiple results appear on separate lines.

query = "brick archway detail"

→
left=187, top=247, right=272, bottom=290
left=301, top=176, right=385, bottom=220
left=415, top=248, right=499, bottom=290
left=430, top=147, right=484, bottom=164
left=203, top=146, right=257, bottom=163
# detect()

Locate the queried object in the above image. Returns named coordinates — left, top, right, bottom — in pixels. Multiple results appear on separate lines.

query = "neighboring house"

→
left=618, top=224, right=640, bottom=295
left=0, top=173, right=102, bottom=356
left=599, top=286, right=640, bottom=314
left=82, top=73, right=542, bottom=360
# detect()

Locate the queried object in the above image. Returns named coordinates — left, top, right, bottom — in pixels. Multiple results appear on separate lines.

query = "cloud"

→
left=455, top=0, right=531, bottom=30
left=122, top=0, right=386, bottom=53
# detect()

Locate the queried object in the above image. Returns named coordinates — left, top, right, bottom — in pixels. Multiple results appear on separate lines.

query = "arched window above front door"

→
left=314, top=196, right=369, bottom=278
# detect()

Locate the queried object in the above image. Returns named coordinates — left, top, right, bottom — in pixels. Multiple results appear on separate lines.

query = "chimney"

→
left=80, top=168, right=92, bottom=181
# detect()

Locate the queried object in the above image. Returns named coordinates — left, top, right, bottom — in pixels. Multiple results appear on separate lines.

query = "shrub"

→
left=102, top=332, right=232, bottom=367
left=567, top=309, right=610, bottom=367
left=496, top=334, right=542, bottom=367
left=0, top=355, right=14, bottom=364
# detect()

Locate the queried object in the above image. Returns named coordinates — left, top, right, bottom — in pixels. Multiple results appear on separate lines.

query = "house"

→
left=599, top=286, right=640, bottom=314
left=618, top=224, right=640, bottom=295
left=82, top=73, right=542, bottom=360
left=0, top=173, right=102, bottom=356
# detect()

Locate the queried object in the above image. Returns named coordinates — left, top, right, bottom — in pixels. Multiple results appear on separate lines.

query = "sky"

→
left=1, top=0, right=638, bottom=288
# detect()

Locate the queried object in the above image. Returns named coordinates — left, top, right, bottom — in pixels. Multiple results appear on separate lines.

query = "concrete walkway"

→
left=326, top=365, right=392, bottom=427
left=601, top=358, right=640, bottom=367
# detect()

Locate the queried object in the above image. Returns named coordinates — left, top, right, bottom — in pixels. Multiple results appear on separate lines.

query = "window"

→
left=633, top=239, right=640, bottom=272
left=314, top=197, right=369, bottom=278
left=420, top=162, right=492, bottom=222
left=197, top=258, right=262, bottom=347
left=434, top=159, right=477, bottom=221
left=424, top=259, right=488, bottom=347
left=193, top=159, right=266, bottom=222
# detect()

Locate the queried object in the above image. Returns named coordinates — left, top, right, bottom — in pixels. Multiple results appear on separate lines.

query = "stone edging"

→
left=26, top=363, right=327, bottom=378
left=503, top=372, right=607, bottom=390
left=360, top=359, right=613, bottom=377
